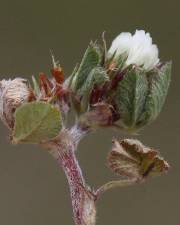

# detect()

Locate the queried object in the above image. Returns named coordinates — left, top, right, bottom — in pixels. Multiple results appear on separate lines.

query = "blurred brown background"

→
left=0, top=0, right=179, bottom=225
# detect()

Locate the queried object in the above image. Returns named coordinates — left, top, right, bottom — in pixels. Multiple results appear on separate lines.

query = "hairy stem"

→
left=96, top=179, right=137, bottom=199
left=46, top=128, right=96, bottom=225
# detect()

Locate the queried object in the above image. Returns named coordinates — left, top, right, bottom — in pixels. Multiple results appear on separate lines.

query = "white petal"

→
left=109, top=30, right=159, bottom=71
left=108, top=32, right=132, bottom=56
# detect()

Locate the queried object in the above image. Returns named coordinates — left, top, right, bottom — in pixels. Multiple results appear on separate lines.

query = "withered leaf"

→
left=108, top=139, right=169, bottom=180
left=79, top=102, right=113, bottom=129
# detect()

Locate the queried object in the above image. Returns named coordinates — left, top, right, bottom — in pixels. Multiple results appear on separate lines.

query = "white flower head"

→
left=108, top=30, right=159, bottom=71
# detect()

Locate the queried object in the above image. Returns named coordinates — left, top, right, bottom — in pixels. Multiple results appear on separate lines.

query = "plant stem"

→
left=46, top=128, right=96, bottom=225
left=96, top=179, right=137, bottom=199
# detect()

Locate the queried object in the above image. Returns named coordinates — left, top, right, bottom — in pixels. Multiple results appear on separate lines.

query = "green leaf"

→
left=71, top=43, right=102, bottom=92
left=138, top=62, right=172, bottom=127
left=115, top=67, right=148, bottom=130
left=80, top=67, right=109, bottom=112
left=13, top=102, right=62, bottom=144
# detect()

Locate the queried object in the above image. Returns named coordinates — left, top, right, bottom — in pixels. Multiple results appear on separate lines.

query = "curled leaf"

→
left=12, top=101, right=62, bottom=144
left=108, top=139, right=169, bottom=180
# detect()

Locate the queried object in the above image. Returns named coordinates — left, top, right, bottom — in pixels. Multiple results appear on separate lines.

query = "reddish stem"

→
left=47, top=129, right=96, bottom=225
left=59, top=149, right=85, bottom=224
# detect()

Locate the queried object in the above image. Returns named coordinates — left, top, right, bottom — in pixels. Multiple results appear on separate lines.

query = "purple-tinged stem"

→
left=46, top=128, right=96, bottom=225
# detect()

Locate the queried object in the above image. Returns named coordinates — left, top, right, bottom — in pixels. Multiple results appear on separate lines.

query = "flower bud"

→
left=106, top=30, right=172, bottom=131
left=67, top=32, right=171, bottom=132
left=0, top=78, right=30, bottom=129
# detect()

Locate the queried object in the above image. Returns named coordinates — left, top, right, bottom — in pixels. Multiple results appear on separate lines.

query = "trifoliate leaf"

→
left=115, top=67, right=148, bottom=130
left=108, top=139, right=169, bottom=180
left=12, top=102, right=62, bottom=144
left=137, top=62, right=171, bottom=127
left=71, top=43, right=102, bottom=92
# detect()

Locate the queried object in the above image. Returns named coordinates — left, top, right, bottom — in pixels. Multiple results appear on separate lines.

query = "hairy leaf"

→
left=115, top=67, right=148, bottom=130
left=13, top=102, right=62, bottom=144
left=137, top=62, right=172, bottom=127
left=71, top=43, right=102, bottom=92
